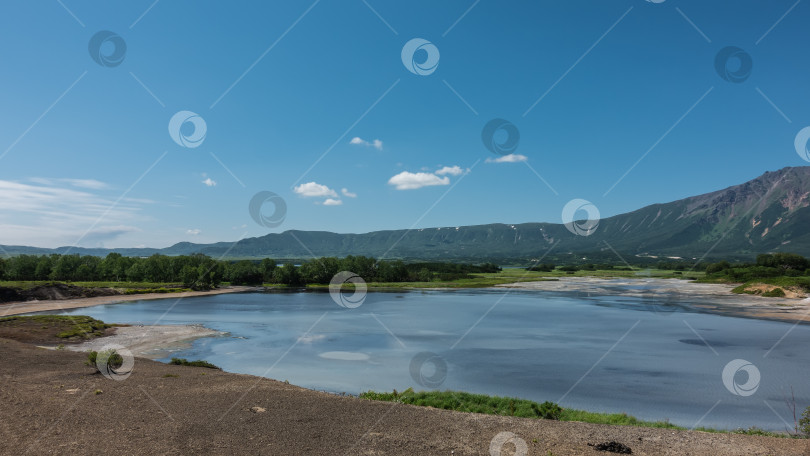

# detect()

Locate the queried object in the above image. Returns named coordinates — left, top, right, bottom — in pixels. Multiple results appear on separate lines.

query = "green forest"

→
left=0, top=253, right=501, bottom=289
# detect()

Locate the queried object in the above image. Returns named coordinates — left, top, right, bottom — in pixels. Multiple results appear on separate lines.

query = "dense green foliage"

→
left=0, top=253, right=222, bottom=290
left=699, top=253, right=810, bottom=291
left=0, top=253, right=501, bottom=288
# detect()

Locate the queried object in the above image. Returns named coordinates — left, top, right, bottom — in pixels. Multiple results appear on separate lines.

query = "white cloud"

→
left=341, top=188, right=357, bottom=198
left=186, top=229, right=201, bottom=235
left=435, top=165, right=465, bottom=176
left=294, top=182, right=338, bottom=198
left=202, top=177, right=217, bottom=187
left=485, top=153, right=528, bottom=163
left=323, top=198, right=343, bottom=206
left=350, top=136, right=383, bottom=151
left=388, top=171, right=450, bottom=190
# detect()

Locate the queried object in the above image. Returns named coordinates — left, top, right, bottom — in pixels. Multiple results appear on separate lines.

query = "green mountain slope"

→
left=3, top=167, right=809, bottom=261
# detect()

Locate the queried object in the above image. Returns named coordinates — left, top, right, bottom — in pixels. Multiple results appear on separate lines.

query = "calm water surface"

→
left=55, top=288, right=810, bottom=431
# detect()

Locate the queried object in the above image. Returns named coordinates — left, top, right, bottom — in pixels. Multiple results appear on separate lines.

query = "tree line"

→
left=702, top=253, right=810, bottom=281
left=0, top=253, right=501, bottom=289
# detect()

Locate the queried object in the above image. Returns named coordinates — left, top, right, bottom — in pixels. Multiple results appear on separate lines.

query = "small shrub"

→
left=762, top=287, right=786, bottom=298
left=169, top=358, right=220, bottom=369
left=531, top=401, right=563, bottom=420
left=799, top=407, right=810, bottom=437
left=163, top=374, right=179, bottom=378
left=85, top=349, right=123, bottom=373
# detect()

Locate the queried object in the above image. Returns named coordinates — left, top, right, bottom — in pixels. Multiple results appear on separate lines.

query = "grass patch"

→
left=303, top=268, right=696, bottom=290
left=0, top=315, right=111, bottom=340
left=359, top=389, right=793, bottom=437
left=271, top=268, right=701, bottom=290
left=762, top=287, right=787, bottom=297
left=169, top=358, right=221, bottom=369
left=727, top=277, right=810, bottom=293
left=162, top=373, right=180, bottom=378
left=701, top=276, right=810, bottom=290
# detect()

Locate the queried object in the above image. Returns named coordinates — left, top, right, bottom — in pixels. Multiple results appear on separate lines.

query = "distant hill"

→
left=3, top=167, right=810, bottom=262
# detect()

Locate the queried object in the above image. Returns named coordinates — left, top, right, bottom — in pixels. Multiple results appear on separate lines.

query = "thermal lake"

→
left=52, top=287, right=810, bottom=432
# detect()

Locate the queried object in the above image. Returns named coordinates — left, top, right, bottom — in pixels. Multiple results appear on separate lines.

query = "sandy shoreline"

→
left=497, top=277, right=810, bottom=324
left=60, top=324, right=227, bottom=359
left=0, top=285, right=257, bottom=317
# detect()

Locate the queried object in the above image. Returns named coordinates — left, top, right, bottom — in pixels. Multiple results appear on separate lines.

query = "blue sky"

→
left=0, top=0, right=808, bottom=248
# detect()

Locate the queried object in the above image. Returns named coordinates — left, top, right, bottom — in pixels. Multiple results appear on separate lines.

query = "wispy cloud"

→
left=0, top=179, right=145, bottom=247
left=202, top=177, right=217, bottom=187
left=323, top=198, right=343, bottom=206
left=350, top=136, right=383, bottom=151
left=341, top=188, right=357, bottom=198
left=29, top=177, right=109, bottom=190
left=186, top=229, right=201, bottom=235
left=294, top=181, right=338, bottom=198
left=485, top=153, right=528, bottom=163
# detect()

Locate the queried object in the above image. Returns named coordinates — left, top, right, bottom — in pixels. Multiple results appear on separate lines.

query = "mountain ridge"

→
left=3, top=167, right=810, bottom=262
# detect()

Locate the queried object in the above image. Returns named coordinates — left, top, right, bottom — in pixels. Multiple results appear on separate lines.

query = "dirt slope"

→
left=0, top=338, right=805, bottom=455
